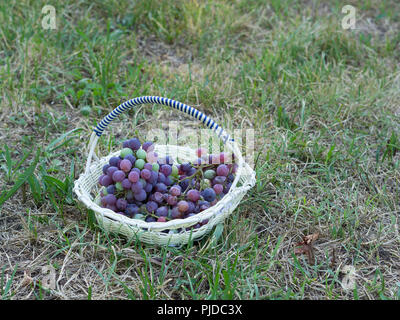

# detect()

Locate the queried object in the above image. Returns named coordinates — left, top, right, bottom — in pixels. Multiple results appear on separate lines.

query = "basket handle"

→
left=85, top=96, right=240, bottom=173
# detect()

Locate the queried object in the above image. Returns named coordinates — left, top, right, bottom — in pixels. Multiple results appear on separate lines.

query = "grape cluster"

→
left=98, top=138, right=238, bottom=230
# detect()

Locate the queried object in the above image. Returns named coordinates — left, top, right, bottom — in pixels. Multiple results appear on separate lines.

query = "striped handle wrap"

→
left=94, top=96, right=231, bottom=143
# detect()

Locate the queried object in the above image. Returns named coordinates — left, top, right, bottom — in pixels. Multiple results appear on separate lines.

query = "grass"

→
left=0, top=0, right=400, bottom=300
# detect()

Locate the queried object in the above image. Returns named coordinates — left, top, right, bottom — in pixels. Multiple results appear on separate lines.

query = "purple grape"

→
left=106, top=185, right=116, bottom=194
left=128, top=170, right=140, bottom=183
left=99, top=174, right=106, bottom=185
left=131, top=167, right=140, bottom=174
left=144, top=183, right=153, bottom=193
left=223, top=182, right=232, bottom=194
left=121, top=178, right=132, bottom=190
left=122, top=140, right=129, bottom=148
left=106, top=166, right=118, bottom=178
left=167, top=195, right=177, bottom=206
left=164, top=176, right=173, bottom=186
left=179, top=179, right=189, bottom=192
left=154, top=192, right=164, bottom=204
left=134, top=189, right=147, bottom=202
left=104, top=194, right=117, bottom=205
left=109, top=157, right=121, bottom=167
left=102, top=164, right=111, bottom=175
left=156, top=206, right=168, bottom=217
left=216, top=164, right=229, bottom=177
left=131, top=181, right=143, bottom=193
left=100, top=175, right=113, bottom=187
left=187, top=201, right=195, bottom=213
left=124, top=154, right=136, bottom=165
left=171, top=207, right=182, bottom=219
left=125, top=204, right=139, bottom=217
left=160, top=164, right=172, bottom=176
left=146, top=201, right=158, bottom=213
left=213, top=184, right=223, bottom=195
left=212, top=176, right=226, bottom=185
left=142, top=141, right=154, bottom=152
left=177, top=200, right=189, bottom=213
left=128, top=138, right=141, bottom=151
left=227, top=173, right=234, bottom=183
left=120, top=159, right=132, bottom=172
left=187, top=189, right=200, bottom=202
left=100, top=196, right=107, bottom=207
left=141, top=169, right=151, bottom=180
left=202, top=188, right=216, bottom=202
left=170, top=185, right=181, bottom=196
left=187, top=167, right=197, bottom=176
left=155, top=183, right=167, bottom=193
left=157, top=172, right=166, bottom=184
left=148, top=171, right=158, bottom=185
left=116, top=198, right=127, bottom=211
left=139, top=178, right=147, bottom=188
left=144, top=163, right=153, bottom=171
left=112, top=170, right=125, bottom=182
left=180, top=163, right=191, bottom=173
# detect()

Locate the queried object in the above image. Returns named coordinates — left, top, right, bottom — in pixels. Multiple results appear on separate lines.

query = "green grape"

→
left=134, top=213, right=145, bottom=220
left=115, top=182, right=124, bottom=191
left=200, top=179, right=211, bottom=189
left=152, top=163, right=160, bottom=172
left=120, top=147, right=133, bottom=158
left=135, top=159, right=145, bottom=169
left=171, top=165, right=178, bottom=177
left=204, top=169, right=216, bottom=180
left=136, top=149, right=147, bottom=160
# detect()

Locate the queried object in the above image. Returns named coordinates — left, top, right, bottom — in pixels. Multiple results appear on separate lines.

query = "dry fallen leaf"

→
left=303, top=233, right=319, bottom=244
left=21, top=270, right=33, bottom=287
left=294, top=233, right=320, bottom=264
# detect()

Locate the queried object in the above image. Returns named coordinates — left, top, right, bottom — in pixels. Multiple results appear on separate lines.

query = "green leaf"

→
left=27, top=174, right=43, bottom=204
left=1, top=263, right=18, bottom=299
left=11, top=147, right=34, bottom=179
left=0, top=148, right=40, bottom=208
left=45, top=128, right=83, bottom=154
left=4, top=144, right=12, bottom=177
left=43, top=175, right=66, bottom=191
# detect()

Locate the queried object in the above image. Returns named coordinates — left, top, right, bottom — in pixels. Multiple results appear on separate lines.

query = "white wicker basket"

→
left=73, top=96, right=256, bottom=246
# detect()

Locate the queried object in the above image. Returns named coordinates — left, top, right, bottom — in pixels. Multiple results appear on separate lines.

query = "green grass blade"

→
left=4, top=144, right=12, bottom=180
left=11, top=147, right=34, bottom=179
left=0, top=148, right=40, bottom=208
left=45, top=128, right=83, bottom=153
